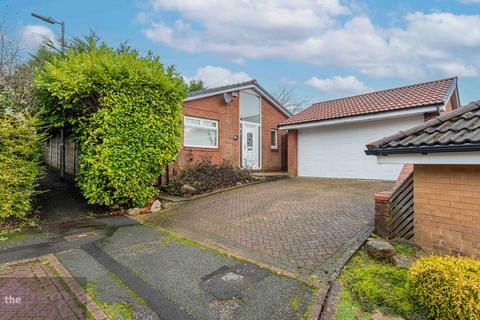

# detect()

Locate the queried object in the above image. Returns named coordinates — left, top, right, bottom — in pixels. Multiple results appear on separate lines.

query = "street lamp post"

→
left=31, top=13, right=66, bottom=181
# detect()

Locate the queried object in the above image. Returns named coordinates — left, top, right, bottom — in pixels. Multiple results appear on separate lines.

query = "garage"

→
left=297, top=116, right=423, bottom=180
left=280, top=78, right=460, bottom=180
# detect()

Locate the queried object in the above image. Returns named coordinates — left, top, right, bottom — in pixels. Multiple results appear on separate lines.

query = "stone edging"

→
left=160, top=180, right=266, bottom=203
left=313, top=225, right=375, bottom=320
left=6, top=254, right=108, bottom=320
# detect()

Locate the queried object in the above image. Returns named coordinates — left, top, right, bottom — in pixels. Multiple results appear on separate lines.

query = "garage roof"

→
left=365, top=101, right=480, bottom=155
left=280, top=77, right=457, bottom=127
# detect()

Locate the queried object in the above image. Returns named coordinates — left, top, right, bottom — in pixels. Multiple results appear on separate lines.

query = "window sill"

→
left=183, top=146, right=219, bottom=152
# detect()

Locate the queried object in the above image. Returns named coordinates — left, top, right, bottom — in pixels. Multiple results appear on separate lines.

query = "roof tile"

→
left=281, top=77, right=456, bottom=126
left=366, top=101, right=480, bottom=153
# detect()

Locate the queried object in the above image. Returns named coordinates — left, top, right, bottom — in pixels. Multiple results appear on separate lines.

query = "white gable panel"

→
left=297, top=115, right=424, bottom=180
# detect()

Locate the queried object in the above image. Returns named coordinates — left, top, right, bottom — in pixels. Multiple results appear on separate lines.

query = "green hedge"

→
left=0, top=114, right=44, bottom=221
left=34, top=41, right=187, bottom=207
left=408, top=255, right=480, bottom=320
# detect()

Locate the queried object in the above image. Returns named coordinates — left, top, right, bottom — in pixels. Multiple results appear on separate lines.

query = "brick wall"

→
left=414, top=164, right=480, bottom=258
left=287, top=129, right=298, bottom=175
left=168, top=92, right=288, bottom=179
left=261, top=97, right=289, bottom=171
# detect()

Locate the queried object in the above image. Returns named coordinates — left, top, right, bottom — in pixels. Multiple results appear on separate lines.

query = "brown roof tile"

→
left=365, top=101, right=480, bottom=155
left=280, top=77, right=457, bottom=126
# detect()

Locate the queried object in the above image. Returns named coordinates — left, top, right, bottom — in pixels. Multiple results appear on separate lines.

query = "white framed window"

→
left=184, top=116, right=218, bottom=148
left=270, top=129, right=278, bottom=150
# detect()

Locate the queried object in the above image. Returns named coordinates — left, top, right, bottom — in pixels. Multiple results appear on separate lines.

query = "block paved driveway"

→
left=154, top=178, right=392, bottom=277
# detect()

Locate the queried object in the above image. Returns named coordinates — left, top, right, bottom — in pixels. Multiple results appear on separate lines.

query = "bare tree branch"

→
left=273, top=85, right=309, bottom=115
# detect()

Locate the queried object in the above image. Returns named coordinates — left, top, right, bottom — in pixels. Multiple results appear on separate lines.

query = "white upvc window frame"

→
left=184, top=116, right=219, bottom=149
left=270, top=129, right=278, bottom=150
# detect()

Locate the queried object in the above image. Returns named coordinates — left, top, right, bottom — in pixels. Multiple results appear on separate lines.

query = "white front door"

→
left=241, top=122, right=260, bottom=169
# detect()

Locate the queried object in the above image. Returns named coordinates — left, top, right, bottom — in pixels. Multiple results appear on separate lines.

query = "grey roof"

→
left=186, top=80, right=292, bottom=116
left=365, top=101, right=480, bottom=155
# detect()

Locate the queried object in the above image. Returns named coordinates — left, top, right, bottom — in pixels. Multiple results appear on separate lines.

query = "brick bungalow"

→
left=279, top=78, right=460, bottom=180
left=164, top=80, right=291, bottom=180
left=366, top=101, right=480, bottom=258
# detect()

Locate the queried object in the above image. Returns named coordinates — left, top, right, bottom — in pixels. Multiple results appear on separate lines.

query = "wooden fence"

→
left=388, top=173, right=414, bottom=240
left=44, top=134, right=79, bottom=181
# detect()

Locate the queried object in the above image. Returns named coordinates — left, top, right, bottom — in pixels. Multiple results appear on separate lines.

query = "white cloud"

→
left=305, top=75, right=369, bottom=96
left=20, top=25, right=56, bottom=50
left=186, top=66, right=251, bottom=88
left=459, top=0, right=480, bottom=4
left=139, top=2, right=480, bottom=80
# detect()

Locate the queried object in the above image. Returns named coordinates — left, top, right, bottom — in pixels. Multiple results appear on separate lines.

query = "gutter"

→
left=365, top=143, right=480, bottom=156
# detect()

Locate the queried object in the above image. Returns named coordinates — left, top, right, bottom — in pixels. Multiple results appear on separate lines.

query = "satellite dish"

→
left=224, top=92, right=232, bottom=104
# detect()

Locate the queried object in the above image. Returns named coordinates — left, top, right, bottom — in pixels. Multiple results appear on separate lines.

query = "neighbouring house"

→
left=156, top=80, right=292, bottom=181
left=279, top=78, right=460, bottom=180
left=365, top=101, right=480, bottom=258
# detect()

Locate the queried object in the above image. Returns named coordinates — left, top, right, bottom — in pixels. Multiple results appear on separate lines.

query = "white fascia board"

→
left=377, top=152, right=480, bottom=165
left=184, top=85, right=255, bottom=101
left=279, top=105, right=440, bottom=130
left=184, top=85, right=291, bottom=117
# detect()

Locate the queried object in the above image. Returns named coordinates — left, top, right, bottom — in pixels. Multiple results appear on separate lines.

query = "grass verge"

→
left=335, top=244, right=427, bottom=320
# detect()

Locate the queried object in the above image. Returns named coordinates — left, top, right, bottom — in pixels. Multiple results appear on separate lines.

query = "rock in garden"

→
left=392, top=254, right=416, bottom=269
left=150, top=200, right=162, bottom=213
left=127, top=208, right=141, bottom=216
left=366, top=239, right=396, bottom=260
left=180, top=184, right=196, bottom=194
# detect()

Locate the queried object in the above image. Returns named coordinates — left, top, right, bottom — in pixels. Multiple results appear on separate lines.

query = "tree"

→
left=35, top=36, right=187, bottom=207
left=188, top=79, right=207, bottom=92
left=273, top=85, right=309, bottom=115
left=0, top=21, right=45, bottom=222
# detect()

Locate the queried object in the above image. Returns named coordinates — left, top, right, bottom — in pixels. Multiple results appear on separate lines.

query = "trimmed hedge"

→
left=34, top=40, right=187, bottom=207
left=0, top=114, right=44, bottom=221
left=408, top=255, right=480, bottom=320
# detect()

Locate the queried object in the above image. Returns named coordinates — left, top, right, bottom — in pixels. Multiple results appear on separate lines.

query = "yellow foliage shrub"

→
left=408, top=255, right=480, bottom=320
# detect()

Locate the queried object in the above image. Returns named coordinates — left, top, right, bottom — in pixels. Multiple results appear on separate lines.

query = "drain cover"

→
left=64, top=231, right=97, bottom=242
left=201, top=264, right=268, bottom=299
left=222, top=272, right=244, bottom=282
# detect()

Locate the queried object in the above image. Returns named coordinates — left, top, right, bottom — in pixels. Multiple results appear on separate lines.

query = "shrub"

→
left=162, top=161, right=252, bottom=196
left=408, top=255, right=480, bottom=320
left=0, top=114, right=44, bottom=221
left=34, top=38, right=186, bottom=207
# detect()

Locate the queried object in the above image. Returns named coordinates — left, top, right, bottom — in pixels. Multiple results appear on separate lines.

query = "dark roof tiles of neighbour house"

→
left=186, top=79, right=292, bottom=116
left=280, top=77, right=457, bottom=126
left=365, top=101, right=480, bottom=155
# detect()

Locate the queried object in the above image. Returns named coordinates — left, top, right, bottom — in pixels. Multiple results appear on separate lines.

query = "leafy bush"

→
left=162, top=161, right=253, bottom=196
left=340, top=250, right=420, bottom=319
left=34, top=38, right=186, bottom=207
left=0, top=114, right=44, bottom=221
left=408, top=255, right=480, bottom=320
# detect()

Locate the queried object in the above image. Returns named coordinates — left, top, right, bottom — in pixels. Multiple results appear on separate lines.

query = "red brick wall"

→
left=287, top=129, right=298, bottom=175
left=261, top=98, right=289, bottom=171
left=414, top=164, right=480, bottom=258
left=168, top=92, right=288, bottom=178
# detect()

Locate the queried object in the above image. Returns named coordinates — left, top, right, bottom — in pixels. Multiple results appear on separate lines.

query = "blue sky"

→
left=4, top=0, right=480, bottom=106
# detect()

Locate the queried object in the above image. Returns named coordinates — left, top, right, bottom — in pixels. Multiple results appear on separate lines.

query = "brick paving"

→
left=157, top=178, right=392, bottom=275
left=0, top=255, right=106, bottom=320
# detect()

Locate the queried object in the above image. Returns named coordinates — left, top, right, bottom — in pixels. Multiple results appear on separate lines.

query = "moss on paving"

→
left=84, top=282, right=134, bottom=320
left=0, top=228, right=31, bottom=245
left=335, top=246, right=427, bottom=320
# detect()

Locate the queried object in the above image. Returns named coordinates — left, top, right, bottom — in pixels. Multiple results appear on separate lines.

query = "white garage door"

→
left=297, top=116, right=423, bottom=180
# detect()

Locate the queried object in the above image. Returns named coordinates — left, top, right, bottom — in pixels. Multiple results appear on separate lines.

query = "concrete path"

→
left=150, top=178, right=392, bottom=277
left=1, top=215, right=314, bottom=319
